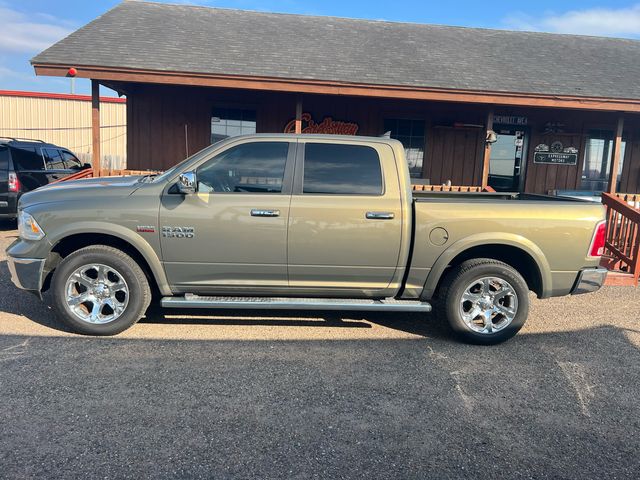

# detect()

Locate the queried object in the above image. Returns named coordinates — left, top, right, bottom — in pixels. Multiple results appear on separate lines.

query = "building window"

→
left=211, top=108, right=256, bottom=143
left=581, top=130, right=626, bottom=192
left=383, top=118, right=425, bottom=178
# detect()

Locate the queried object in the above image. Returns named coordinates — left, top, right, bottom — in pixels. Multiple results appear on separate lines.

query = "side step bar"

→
left=161, top=294, right=432, bottom=312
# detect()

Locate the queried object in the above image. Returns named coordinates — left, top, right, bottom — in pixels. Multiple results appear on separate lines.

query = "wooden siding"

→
left=123, top=83, right=640, bottom=193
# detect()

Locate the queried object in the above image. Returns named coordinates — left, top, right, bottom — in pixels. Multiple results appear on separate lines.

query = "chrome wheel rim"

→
left=64, top=263, right=129, bottom=324
left=459, top=276, right=518, bottom=335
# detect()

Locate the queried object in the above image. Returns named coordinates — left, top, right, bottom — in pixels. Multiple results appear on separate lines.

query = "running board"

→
left=161, top=294, right=432, bottom=312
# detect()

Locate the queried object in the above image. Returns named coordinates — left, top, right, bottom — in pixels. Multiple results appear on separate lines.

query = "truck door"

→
left=287, top=140, right=403, bottom=294
left=159, top=140, right=295, bottom=292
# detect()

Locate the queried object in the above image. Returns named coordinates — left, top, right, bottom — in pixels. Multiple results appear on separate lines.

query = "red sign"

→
left=284, top=112, right=359, bottom=135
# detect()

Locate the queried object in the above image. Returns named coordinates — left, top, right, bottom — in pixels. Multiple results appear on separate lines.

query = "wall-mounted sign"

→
left=534, top=152, right=578, bottom=165
left=534, top=143, right=578, bottom=165
left=494, top=115, right=528, bottom=126
left=284, top=112, right=359, bottom=135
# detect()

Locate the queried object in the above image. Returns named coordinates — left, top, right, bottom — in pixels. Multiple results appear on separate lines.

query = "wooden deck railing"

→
left=602, top=192, right=640, bottom=286
left=51, top=168, right=159, bottom=184
left=412, top=184, right=495, bottom=192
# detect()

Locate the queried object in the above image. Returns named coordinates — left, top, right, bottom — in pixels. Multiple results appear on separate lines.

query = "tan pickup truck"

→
left=6, top=134, right=607, bottom=344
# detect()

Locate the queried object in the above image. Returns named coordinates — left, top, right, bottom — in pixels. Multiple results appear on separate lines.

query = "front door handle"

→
left=251, top=209, right=280, bottom=217
left=366, top=211, right=395, bottom=220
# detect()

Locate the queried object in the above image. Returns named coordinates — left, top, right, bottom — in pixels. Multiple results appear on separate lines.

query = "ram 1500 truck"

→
left=6, top=134, right=608, bottom=344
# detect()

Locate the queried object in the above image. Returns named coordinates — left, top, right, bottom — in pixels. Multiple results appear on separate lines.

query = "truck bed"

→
left=412, top=191, right=594, bottom=203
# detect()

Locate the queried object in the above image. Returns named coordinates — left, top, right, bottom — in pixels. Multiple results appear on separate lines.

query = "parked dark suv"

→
left=0, top=138, right=89, bottom=219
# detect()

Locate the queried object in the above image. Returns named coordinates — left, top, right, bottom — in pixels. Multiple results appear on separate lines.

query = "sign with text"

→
left=284, top=113, right=359, bottom=135
left=494, top=115, right=528, bottom=126
left=533, top=151, right=578, bottom=165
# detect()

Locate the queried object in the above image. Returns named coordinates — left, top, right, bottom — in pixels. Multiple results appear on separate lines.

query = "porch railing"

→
left=412, top=184, right=495, bottom=192
left=51, top=168, right=159, bottom=184
left=602, top=192, right=640, bottom=286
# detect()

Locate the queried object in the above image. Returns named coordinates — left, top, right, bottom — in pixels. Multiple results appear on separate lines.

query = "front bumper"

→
left=571, top=268, right=608, bottom=295
left=7, top=255, right=46, bottom=296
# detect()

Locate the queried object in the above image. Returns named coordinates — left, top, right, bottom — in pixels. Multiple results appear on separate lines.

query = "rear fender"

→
left=420, top=233, right=552, bottom=300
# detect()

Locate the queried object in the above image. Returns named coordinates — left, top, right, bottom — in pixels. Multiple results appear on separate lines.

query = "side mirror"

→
left=176, top=171, right=196, bottom=194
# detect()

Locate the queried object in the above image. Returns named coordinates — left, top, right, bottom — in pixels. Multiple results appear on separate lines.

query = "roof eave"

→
left=32, top=62, right=640, bottom=113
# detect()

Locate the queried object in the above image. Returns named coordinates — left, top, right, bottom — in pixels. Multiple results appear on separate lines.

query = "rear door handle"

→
left=366, top=211, right=395, bottom=220
left=251, top=209, right=280, bottom=217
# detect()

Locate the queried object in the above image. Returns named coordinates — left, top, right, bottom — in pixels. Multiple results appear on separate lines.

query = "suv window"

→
left=9, top=146, right=44, bottom=171
left=61, top=150, right=83, bottom=169
left=303, top=143, right=383, bottom=195
left=0, top=146, right=8, bottom=171
left=43, top=148, right=66, bottom=170
left=197, top=142, right=289, bottom=193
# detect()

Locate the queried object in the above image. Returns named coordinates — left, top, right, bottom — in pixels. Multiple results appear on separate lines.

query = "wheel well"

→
left=437, top=244, right=543, bottom=297
left=44, top=233, right=159, bottom=296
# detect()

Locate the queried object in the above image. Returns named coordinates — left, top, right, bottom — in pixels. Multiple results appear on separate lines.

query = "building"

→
left=30, top=1, right=640, bottom=195
left=0, top=90, right=126, bottom=169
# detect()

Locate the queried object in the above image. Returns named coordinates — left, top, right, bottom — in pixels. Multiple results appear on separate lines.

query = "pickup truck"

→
left=6, top=134, right=608, bottom=344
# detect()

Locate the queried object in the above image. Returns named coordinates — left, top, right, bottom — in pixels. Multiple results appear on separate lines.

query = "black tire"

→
left=435, top=258, right=530, bottom=345
left=51, top=245, right=151, bottom=335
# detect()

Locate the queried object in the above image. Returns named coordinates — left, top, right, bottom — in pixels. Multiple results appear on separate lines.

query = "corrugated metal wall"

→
left=0, top=93, right=126, bottom=169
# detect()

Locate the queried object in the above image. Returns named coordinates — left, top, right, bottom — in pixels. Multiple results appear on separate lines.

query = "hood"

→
left=19, top=176, right=145, bottom=209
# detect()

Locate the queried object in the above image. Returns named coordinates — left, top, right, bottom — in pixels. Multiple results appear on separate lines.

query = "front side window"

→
left=581, top=130, right=626, bottom=192
left=383, top=118, right=425, bottom=178
left=9, top=146, right=43, bottom=171
left=211, top=108, right=257, bottom=143
left=61, top=151, right=83, bottom=169
left=197, top=142, right=289, bottom=193
left=303, top=143, right=383, bottom=195
left=43, top=148, right=65, bottom=170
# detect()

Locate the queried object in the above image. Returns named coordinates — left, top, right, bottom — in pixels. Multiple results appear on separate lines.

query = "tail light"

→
left=8, top=172, right=19, bottom=192
left=588, top=221, right=606, bottom=258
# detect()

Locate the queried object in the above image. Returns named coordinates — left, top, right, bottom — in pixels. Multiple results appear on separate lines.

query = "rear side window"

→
left=0, top=146, right=8, bottom=171
left=43, top=148, right=66, bottom=170
left=9, top=146, right=44, bottom=170
left=61, top=151, right=82, bottom=169
left=303, top=143, right=383, bottom=195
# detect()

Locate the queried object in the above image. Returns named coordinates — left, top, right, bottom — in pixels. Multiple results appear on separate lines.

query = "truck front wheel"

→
left=51, top=245, right=151, bottom=335
left=436, top=259, right=530, bottom=345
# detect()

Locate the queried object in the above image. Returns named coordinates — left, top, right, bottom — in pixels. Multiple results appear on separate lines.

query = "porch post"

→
left=607, top=115, right=625, bottom=194
left=481, top=109, right=494, bottom=188
left=91, top=79, right=101, bottom=177
left=295, top=96, right=303, bottom=134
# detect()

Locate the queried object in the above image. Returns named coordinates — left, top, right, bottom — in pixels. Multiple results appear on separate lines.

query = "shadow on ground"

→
left=0, top=325, right=638, bottom=479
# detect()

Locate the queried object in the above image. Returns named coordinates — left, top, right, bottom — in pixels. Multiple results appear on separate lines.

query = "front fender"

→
left=421, top=232, right=552, bottom=300
left=45, top=222, right=172, bottom=296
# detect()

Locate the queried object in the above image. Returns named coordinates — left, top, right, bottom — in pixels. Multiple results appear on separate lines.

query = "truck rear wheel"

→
left=436, top=259, right=529, bottom=345
left=51, top=245, right=151, bottom=335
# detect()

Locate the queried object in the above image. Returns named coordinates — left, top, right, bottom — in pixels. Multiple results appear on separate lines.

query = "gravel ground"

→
left=0, top=222, right=639, bottom=479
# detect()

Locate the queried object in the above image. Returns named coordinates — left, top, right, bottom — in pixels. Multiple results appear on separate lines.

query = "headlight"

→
left=18, top=210, right=45, bottom=241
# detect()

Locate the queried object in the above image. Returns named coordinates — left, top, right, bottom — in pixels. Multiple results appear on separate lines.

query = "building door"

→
left=489, top=127, right=528, bottom=192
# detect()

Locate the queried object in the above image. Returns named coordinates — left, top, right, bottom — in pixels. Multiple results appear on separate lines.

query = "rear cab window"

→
left=302, top=143, right=384, bottom=195
left=9, top=146, right=44, bottom=171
